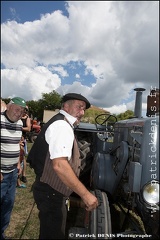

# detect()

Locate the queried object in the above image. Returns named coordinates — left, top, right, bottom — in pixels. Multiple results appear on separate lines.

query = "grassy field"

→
left=5, top=143, right=87, bottom=239
left=5, top=143, right=40, bottom=239
left=5, top=143, right=146, bottom=239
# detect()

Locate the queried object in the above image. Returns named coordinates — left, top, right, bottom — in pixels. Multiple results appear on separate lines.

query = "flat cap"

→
left=62, top=93, right=91, bottom=109
left=10, top=97, right=26, bottom=108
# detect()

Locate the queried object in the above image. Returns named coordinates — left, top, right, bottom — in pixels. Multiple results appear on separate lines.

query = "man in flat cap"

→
left=29, top=93, right=98, bottom=239
left=1, top=97, right=27, bottom=239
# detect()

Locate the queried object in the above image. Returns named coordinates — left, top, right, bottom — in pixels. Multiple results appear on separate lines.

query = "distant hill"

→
left=42, top=105, right=109, bottom=123
left=82, top=105, right=110, bottom=123
left=90, top=105, right=110, bottom=113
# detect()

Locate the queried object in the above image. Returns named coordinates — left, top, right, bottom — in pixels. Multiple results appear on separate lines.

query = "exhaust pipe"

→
left=134, top=88, right=145, bottom=118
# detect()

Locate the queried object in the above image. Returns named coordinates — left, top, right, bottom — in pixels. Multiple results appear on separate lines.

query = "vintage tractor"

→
left=26, top=122, right=41, bottom=143
left=68, top=87, right=159, bottom=239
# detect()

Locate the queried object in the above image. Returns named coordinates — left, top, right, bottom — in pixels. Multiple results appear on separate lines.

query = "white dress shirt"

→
left=45, top=110, right=77, bottom=161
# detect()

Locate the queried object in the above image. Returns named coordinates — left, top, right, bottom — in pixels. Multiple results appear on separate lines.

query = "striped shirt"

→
left=1, top=111, right=23, bottom=173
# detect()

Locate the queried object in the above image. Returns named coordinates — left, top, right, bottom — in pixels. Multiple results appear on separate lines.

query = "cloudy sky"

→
left=1, top=1, right=159, bottom=115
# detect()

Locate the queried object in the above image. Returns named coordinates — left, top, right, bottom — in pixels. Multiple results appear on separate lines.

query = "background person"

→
left=30, top=93, right=99, bottom=239
left=1, top=99, right=7, bottom=112
left=1, top=97, right=27, bottom=239
left=20, top=106, right=31, bottom=183
left=16, top=136, right=27, bottom=188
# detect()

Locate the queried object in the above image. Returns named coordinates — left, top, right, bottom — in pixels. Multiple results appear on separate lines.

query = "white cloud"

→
left=56, top=81, right=91, bottom=99
left=51, top=66, right=69, bottom=77
left=105, top=104, right=127, bottom=115
left=1, top=65, right=61, bottom=101
left=75, top=74, right=80, bottom=79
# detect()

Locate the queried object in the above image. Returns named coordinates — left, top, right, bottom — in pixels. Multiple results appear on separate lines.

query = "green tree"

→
left=1, top=93, right=134, bottom=123
left=26, top=100, right=41, bottom=119
left=40, top=91, right=62, bottom=110
left=116, top=110, right=134, bottom=121
left=27, top=91, right=62, bottom=121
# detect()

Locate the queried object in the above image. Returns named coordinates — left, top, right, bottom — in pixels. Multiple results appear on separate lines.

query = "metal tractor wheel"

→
left=87, top=189, right=112, bottom=239
left=68, top=190, right=112, bottom=239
